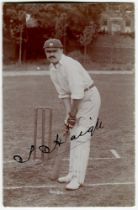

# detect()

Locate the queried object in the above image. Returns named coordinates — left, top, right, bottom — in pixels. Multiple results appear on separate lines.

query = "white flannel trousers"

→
left=69, top=87, right=101, bottom=184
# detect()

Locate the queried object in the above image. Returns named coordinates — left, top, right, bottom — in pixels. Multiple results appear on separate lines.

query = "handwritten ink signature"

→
left=70, top=118, right=104, bottom=140
left=13, top=118, right=103, bottom=163
left=13, top=134, right=65, bottom=163
left=95, top=118, right=104, bottom=129
left=39, top=134, right=65, bottom=153
left=13, top=145, right=35, bottom=163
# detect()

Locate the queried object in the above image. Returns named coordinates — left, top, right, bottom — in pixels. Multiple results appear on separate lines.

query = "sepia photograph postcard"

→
left=2, top=0, right=135, bottom=207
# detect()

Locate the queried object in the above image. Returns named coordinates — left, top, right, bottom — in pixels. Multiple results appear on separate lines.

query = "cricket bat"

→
left=49, top=132, right=69, bottom=181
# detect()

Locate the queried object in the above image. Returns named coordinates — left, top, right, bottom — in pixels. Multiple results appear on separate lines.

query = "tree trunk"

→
left=83, top=45, right=87, bottom=65
left=18, top=25, right=23, bottom=64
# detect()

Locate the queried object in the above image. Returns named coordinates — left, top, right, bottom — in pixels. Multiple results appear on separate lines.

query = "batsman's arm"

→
left=62, top=98, right=82, bottom=117
left=70, top=99, right=82, bottom=117
left=62, top=98, right=71, bottom=116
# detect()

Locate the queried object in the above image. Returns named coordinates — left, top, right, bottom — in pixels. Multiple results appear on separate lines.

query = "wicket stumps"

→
left=33, top=107, right=53, bottom=161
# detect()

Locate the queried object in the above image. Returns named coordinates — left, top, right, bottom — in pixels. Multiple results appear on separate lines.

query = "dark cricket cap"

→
left=43, top=38, right=63, bottom=49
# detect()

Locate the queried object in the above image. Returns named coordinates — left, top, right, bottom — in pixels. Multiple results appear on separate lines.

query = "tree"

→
left=55, top=13, right=68, bottom=50
left=3, top=2, right=105, bottom=63
left=80, top=22, right=96, bottom=64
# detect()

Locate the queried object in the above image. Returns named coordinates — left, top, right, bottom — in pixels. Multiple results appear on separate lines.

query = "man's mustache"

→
left=49, top=56, right=56, bottom=59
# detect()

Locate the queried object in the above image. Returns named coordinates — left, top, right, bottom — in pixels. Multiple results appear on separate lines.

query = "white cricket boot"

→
left=58, top=174, right=72, bottom=183
left=65, top=176, right=80, bottom=190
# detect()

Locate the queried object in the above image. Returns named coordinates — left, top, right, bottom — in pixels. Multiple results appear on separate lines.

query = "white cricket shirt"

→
left=49, top=54, right=93, bottom=99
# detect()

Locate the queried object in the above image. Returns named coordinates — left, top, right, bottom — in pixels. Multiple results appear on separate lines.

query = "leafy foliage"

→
left=3, top=3, right=104, bottom=41
left=4, top=2, right=134, bottom=63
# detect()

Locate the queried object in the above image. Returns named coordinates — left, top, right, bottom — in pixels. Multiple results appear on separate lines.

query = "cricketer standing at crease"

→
left=44, top=38, right=101, bottom=190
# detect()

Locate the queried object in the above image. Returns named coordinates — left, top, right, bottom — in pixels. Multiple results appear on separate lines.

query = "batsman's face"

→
left=45, top=48, right=63, bottom=64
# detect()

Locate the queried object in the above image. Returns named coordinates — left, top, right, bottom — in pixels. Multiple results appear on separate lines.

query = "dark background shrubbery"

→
left=3, top=2, right=134, bottom=70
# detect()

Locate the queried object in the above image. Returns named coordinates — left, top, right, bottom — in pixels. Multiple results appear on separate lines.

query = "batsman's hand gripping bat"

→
left=50, top=126, right=70, bottom=181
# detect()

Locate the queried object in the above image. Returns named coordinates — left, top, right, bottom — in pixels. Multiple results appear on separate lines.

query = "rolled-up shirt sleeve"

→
left=66, top=62, right=85, bottom=99
left=58, top=92, right=70, bottom=99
